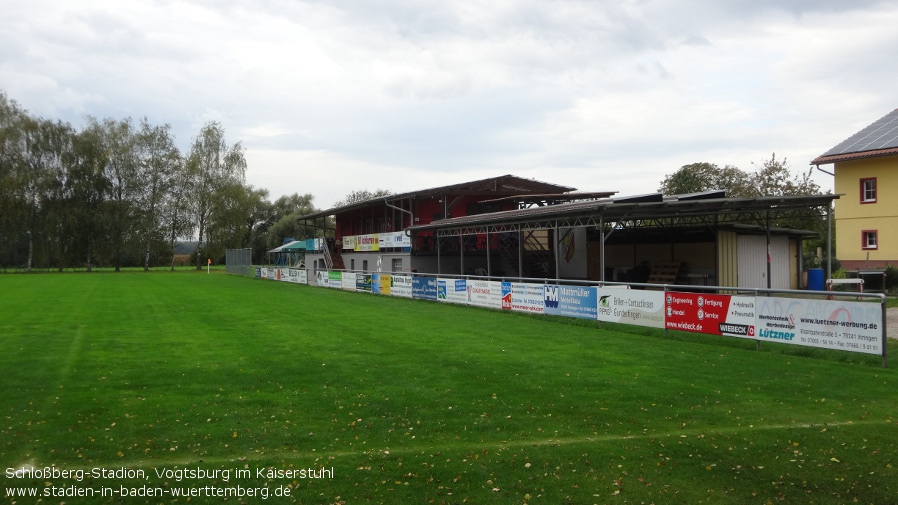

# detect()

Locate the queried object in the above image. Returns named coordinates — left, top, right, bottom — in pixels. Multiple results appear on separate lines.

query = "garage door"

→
left=737, top=235, right=789, bottom=289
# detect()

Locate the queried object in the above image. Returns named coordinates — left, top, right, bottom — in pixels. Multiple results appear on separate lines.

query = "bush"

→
left=885, top=265, right=898, bottom=293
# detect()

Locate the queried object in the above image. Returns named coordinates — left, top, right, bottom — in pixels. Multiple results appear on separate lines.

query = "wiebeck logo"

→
left=544, top=285, right=559, bottom=308
left=599, top=295, right=611, bottom=308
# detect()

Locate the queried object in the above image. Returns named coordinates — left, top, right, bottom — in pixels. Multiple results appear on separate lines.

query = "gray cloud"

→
left=2, top=0, right=896, bottom=206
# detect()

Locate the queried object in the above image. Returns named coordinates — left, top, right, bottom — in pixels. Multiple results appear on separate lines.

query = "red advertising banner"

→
left=665, top=292, right=756, bottom=338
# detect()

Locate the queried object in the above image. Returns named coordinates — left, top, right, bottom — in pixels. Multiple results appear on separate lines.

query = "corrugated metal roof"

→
left=296, top=174, right=577, bottom=220
left=409, top=193, right=840, bottom=232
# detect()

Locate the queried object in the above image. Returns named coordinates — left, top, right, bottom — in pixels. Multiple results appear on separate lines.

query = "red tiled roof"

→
left=811, top=147, right=898, bottom=165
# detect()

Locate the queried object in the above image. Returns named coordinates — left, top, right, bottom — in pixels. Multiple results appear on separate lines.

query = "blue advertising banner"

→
left=412, top=276, right=438, bottom=301
left=543, top=284, right=597, bottom=320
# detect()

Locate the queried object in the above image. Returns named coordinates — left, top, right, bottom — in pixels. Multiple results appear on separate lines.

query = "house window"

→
left=860, top=178, right=877, bottom=203
left=392, top=258, right=403, bottom=272
left=862, top=230, right=878, bottom=250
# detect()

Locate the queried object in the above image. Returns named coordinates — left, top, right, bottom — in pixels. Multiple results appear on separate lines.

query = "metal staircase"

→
left=322, top=239, right=345, bottom=270
left=498, top=231, right=554, bottom=279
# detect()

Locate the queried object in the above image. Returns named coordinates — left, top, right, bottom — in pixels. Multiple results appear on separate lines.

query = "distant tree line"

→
left=0, top=90, right=324, bottom=272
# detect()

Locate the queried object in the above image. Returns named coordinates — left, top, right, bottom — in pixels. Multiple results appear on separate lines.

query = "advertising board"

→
left=391, top=274, right=413, bottom=298
left=508, top=282, right=545, bottom=314
left=356, top=273, right=372, bottom=292
left=543, top=284, right=597, bottom=320
left=755, top=297, right=882, bottom=355
left=438, top=278, right=468, bottom=304
left=664, top=293, right=756, bottom=338
left=467, top=280, right=502, bottom=309
left=412, top=276, right=438, bottom=301
left=596, top=288, right=664, bottom=328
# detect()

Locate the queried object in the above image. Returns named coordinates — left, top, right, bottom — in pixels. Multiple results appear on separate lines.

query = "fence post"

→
left=882, top=295, right=889, bottom=369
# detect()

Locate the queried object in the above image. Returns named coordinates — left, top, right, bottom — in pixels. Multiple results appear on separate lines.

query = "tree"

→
left=265, top=193, right=319, bottom=251
left=185, top=121, right=246, bottom=269
left=160, top=158, right=193, bottom=271
left=18, top=116, right=72, bottom=271
left=332, top=188, right=392, bottom=207
left=748, top=152, right=820, bottom=197
left=133, top=119, right=180, bottom=270
left=66, top=124, right=111, bottom=271
left=91, top=116, right=138, bottom=271
left=205, top=181, right=258, bottom=261
left=0, top=92, right=28, bottom=269
left=41, top=120, right=76, bottom=271
left=657, top=162, right=752, bottom=197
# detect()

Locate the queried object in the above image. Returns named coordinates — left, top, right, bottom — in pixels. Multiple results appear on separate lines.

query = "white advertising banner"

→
left=391, top=274, right=413, bottom=298
left=438, top=278, right=468, bottom=304
left=508, top=282, right=545, bottom=314
left=467, top=280, right=502, bottom=309
left=754, top=297, right=883, bottom=355
left=380, top=232, right=412, bottom=249
left=341, top=271, right=356, bottom=290
left=283, top=268, right=303, bottom=283
left=596, top=287, right=664, bottom=328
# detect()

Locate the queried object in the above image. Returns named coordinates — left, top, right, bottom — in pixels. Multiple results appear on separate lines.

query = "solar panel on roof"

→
left=821, top=108, right=898, bottom=156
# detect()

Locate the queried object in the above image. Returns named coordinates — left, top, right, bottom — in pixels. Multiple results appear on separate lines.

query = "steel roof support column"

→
left=518, top=230, right=523, bottom=278
left=460, top=232, right=465, bottom=276
left=486, top=229, right=491, bottom=277
left=554, top=222, right=560, bottom=280
left=826, top=203, right=833, bottom=280
left=766, top=209, right=772, bottom=290
left=437, top=235, right=441, bottom=275
left=599, top=214, right=605, bottom=282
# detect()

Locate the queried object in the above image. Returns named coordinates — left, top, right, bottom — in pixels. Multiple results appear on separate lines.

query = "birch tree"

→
left=185, top=121, right=246, bottom=269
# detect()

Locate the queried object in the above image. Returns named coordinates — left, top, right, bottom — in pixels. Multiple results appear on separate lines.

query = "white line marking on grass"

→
left=66, top=418, right=880, bottom=470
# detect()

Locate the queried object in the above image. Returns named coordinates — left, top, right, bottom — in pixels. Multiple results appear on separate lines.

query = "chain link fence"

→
left=225, top=248, right=254, bottom=277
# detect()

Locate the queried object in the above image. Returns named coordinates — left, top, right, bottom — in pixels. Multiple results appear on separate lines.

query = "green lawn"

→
left=1, top=272, right=896, bottom=504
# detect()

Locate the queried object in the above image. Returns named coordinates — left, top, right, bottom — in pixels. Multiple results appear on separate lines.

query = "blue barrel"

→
left=807, top=268, right=824, bottom=291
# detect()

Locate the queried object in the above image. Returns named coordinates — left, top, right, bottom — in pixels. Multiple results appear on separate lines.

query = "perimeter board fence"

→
left=237, top=264, right=888, bottom=368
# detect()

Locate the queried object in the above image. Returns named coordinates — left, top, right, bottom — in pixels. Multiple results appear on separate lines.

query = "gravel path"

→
left=888, top=307, right=898, bottom=340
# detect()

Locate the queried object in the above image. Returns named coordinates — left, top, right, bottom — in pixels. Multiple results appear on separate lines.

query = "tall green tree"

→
left=134, top=119, right=181, bottom=270
left=185, top=121, right=246, bottom=269
left=748, top=152, right=820, bottom=197
left=90, top=116, right=138, bottom=271
left=265, top=193, right=318, bottom=251
left=657, top=162, right=752, bottom=197
left=41, top=120, right=76, bottom=271
left=0, top=92, right=28, bottom=269
left=160, top=157, right=193, bottom=271
left=18, top=116, right=71, bottom=271
left=66, top=125, right=111, bottom=271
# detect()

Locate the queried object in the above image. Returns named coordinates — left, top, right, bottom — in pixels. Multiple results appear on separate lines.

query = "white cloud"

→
left=3, top=0, right=897, bottom=207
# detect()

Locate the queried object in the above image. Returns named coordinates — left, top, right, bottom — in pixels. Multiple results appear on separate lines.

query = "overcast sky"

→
left=3, top=0, right=896, bottom=208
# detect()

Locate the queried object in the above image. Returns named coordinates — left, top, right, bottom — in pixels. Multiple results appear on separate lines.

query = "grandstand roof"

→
left=296, top=174, right=577, bottom=220
left=409, top=192, right=839, bottom=235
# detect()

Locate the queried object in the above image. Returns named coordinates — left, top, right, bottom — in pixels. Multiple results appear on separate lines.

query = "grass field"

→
left=1, top=272, right=896, bottom=504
